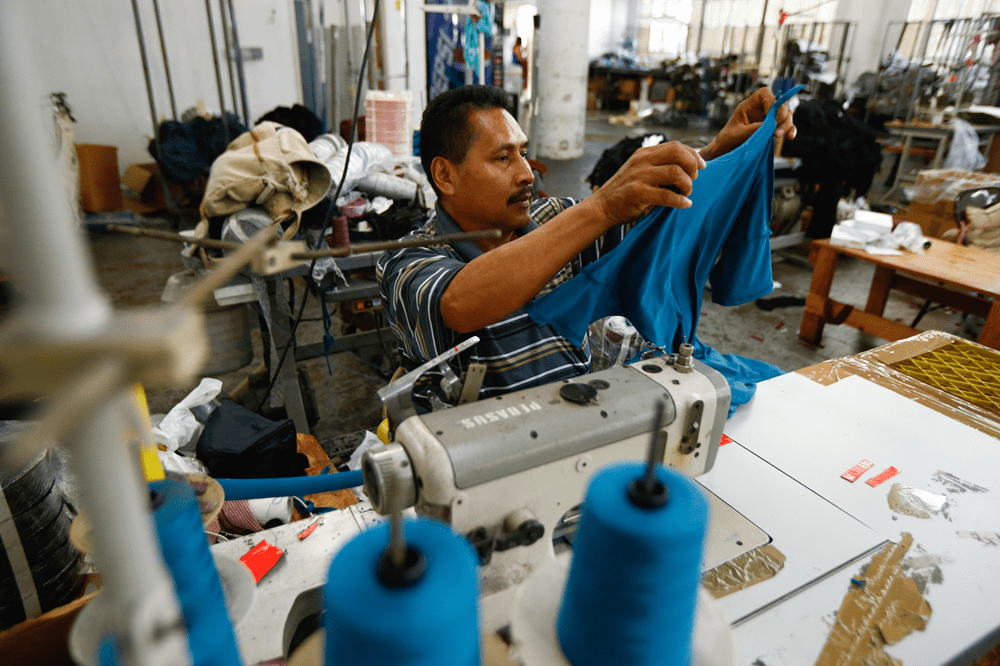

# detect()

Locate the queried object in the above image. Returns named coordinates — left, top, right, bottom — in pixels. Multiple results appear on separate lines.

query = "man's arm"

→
left=441, top=142, right=705, bottom=334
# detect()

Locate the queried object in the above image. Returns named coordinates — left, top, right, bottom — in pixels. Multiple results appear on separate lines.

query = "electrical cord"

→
left=255, top=0, right=382, bottom=415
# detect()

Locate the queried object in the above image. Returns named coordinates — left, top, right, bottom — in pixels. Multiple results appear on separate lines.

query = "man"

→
left=377, top=85, right=795, bottom=409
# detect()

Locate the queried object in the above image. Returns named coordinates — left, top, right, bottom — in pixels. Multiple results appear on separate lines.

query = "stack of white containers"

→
left=365, top=91, right=412, bottom=157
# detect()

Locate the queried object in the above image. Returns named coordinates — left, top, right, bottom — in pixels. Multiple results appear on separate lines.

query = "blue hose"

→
left=217, top=470, right=363, bottom=501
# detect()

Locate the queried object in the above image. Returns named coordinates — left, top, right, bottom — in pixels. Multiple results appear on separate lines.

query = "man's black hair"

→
left=420, top=85, right=510, bottom=197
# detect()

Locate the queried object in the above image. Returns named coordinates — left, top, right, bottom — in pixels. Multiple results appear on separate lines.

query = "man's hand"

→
left=589, top=141, right=706, bottom=227
left=701, top=87, right=797, bottom=161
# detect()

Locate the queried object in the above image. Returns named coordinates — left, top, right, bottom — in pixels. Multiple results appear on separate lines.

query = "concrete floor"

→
left=76, top=111, right=977, bottom=455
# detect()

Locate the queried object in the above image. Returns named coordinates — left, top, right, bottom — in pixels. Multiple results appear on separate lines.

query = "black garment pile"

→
left=781, top=100, right=882, bottom=239
left=256, top=104, right=325, bottom=142
left=586, top=134, right=670, bottom=189
left=362, top=199, right=432, bottom=241
left=148, top=112, right=247, bottom=184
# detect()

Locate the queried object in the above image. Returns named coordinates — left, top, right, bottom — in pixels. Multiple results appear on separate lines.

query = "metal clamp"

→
left=377, top=336, right=481, bottom=427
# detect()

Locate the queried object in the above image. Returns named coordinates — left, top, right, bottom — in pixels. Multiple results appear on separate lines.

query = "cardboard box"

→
left=121, top=163, right=186, bottom=215
left=75, top=144, right=122, bottom=213
left=895, top=200, right=956, bottom=239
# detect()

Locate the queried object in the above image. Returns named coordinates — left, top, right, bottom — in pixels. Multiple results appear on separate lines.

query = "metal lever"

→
left=377, top=336, right=481, bottom=427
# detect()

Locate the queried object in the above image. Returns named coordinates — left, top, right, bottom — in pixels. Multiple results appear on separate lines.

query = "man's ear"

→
left=430, top=156, right=458, bottom=197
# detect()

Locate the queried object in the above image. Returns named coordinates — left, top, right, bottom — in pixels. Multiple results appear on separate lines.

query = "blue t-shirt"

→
left=527, top=86, right=803, bottom=412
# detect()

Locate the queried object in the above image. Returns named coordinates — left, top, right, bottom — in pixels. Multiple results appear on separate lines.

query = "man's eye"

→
left=497, top=154, right=509, bottom=163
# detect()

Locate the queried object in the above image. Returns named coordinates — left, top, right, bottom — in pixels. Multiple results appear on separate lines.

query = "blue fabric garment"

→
left=528, top=86, right=804, bottom=413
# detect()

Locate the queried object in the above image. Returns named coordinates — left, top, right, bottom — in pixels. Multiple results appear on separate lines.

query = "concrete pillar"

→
left=380, top=0, right=408, bottom=93
left=836, top=0, right=912, bottom=87
left=535, top=0, right=591, bottom=159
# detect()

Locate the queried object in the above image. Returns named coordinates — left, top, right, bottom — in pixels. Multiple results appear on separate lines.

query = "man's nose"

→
left=516, top=154, right=534, bottom=186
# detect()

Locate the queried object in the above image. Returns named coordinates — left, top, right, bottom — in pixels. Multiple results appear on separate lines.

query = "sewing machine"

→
left=363, top=342, right=769, bottom=630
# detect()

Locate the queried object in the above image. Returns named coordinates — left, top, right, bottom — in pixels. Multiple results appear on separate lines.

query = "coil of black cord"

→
left=0, top=422, right=84, bottom=630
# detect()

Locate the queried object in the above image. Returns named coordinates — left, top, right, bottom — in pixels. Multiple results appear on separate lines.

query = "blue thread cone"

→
left=557, top=462, right=709, bottom=666
left=324, top=517, right=480, bottom=666
left=151, top=479, right=242, bottom=666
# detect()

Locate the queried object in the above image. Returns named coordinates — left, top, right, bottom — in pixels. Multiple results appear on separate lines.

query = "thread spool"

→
left=557, top=462, right=709, bottom=666
left=323, top=517, right=480, bottom=666
left=150, top=479, right=241, bottom=666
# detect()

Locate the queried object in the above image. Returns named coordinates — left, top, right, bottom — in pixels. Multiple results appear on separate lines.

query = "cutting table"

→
left=708, top=330, right=1000, bottom=666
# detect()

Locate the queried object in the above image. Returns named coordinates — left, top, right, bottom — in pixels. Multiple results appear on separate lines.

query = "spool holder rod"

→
left=628, top=399, right=670, bottom=509
left=377, top=511, right=427, bottom=588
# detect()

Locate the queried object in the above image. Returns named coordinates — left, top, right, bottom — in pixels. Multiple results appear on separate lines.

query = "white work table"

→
left=703, top=333, right=1000, bottom=666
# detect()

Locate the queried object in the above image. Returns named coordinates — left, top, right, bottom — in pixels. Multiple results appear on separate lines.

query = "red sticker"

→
left=866, top=467, right=900, bottom=487
left=240, top=540, right=284, bottom=583
left=841, top=459, right=874, bottom=482
left=720, top=434, right=733, bottom=446
left=298, top=520, right=320, bottom=540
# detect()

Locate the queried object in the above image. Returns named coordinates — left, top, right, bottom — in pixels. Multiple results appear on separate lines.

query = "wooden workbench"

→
left=800, top=238, right=1000, bottom=350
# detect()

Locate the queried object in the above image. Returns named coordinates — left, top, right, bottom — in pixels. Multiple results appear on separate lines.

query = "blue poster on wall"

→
left=425, top=0, right=493, bottom=102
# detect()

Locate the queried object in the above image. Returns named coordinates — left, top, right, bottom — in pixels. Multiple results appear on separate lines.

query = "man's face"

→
left=437, top=107, right=534, bottom=232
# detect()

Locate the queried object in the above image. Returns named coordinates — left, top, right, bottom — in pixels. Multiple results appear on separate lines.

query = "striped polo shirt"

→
left=376, top=198, right=631, bottom=410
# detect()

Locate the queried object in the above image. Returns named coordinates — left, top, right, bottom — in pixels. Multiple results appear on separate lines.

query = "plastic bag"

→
left=150, top=378, right=223, bottom=453
left=943, top=119, right=987, bottom=171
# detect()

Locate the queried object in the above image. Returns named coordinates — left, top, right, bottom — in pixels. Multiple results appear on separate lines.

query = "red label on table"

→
left=841, top=459, right=874, bottom=482
left=297, top=520, right=320, bottom=540
left=866, top=466, right=900, bottom=487
left=720, top=434, right=733, bottom=446
left=240, top=540, right=284, bottom=583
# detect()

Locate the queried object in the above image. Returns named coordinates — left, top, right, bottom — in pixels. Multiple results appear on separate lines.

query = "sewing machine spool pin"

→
left=628, top=399, right=671, bottom=509
left=376, top=511, right=426, bottom=588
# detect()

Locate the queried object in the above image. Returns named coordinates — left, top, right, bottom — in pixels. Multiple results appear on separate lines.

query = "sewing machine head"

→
left=362, top=346, right=730, bottom=629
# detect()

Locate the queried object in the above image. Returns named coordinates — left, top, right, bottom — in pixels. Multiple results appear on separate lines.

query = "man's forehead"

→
left=469, top=107, right=527, bottom=150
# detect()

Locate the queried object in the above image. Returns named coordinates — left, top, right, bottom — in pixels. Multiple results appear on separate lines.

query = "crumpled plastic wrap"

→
left=150, top=377, right=223, bottom=453
left=905, top=168, right=1000, bottom=204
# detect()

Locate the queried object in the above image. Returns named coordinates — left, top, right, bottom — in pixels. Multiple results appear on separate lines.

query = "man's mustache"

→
left=507, top=187, right=533, bottom=205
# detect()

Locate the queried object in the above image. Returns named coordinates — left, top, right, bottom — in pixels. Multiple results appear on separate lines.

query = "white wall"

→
left=20, top=0, right=303, bottom=174
left=836, top=0, right=912, bottom=86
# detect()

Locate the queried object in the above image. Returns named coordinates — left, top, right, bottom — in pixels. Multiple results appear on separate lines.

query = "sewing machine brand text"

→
left=458, top=401, right=542, bottom=429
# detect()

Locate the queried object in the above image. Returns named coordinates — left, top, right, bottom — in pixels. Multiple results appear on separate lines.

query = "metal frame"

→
left=866, top=15, right=1000, bottom=124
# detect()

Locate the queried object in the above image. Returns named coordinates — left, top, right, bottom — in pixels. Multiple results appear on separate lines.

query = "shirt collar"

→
left=433, top=201, right=539, bottom=263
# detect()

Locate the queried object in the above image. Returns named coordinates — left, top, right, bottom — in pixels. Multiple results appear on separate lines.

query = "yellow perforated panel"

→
left=891, top=341, right=1000, bottom=415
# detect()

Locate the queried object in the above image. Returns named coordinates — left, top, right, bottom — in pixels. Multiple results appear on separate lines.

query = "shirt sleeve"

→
left=376, top=243, right=464, bottom=363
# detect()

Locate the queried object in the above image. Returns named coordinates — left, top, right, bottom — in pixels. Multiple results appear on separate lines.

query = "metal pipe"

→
left=204, top=0, right=229, bottom=137
left=0, top=5, right=110, bottom=336
left=130, top=0, right=160, bottom=153
left=151, top=0, right=178, bottom=119
left=218, top=0, right=239, bottom=115
left=0, top=7, right=190, bottom=664
left=67, top=386, right=192, bottom=666
left=105, top=223, right=503, bottom=258
left=754, top=0, right=770, bottom=67
left=836, top=22, right=851, bottom=98
left=226, top=0, right=251, bottom=125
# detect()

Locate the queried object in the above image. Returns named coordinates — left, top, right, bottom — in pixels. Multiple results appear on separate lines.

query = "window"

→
left=643, top=0, right=692, bottom=57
